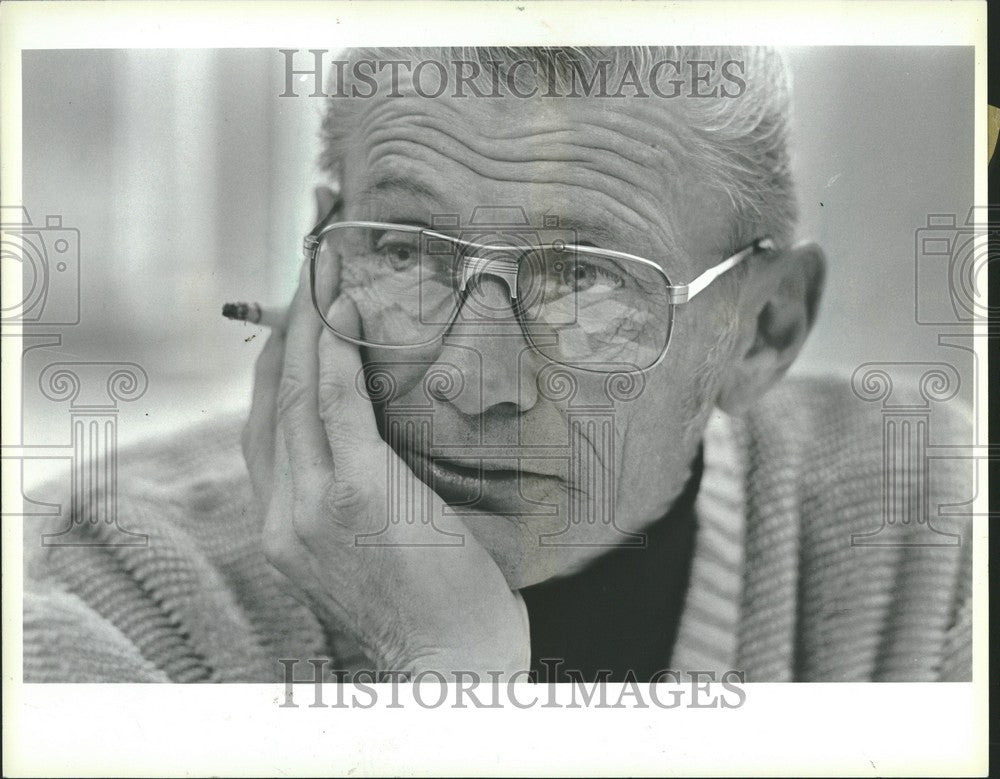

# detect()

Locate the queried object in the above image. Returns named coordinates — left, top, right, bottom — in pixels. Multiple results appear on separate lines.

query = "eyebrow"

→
left=357, top=175, right=619, bottom=242
left=550, top=215, right=624, bottom=250
left=556, top=214, right=686, bottom=273
left=355, top=174, right=445, bottom=205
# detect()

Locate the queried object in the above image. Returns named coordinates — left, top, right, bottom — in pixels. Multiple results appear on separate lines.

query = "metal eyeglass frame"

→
left=304, top=200, right=775, bottom=373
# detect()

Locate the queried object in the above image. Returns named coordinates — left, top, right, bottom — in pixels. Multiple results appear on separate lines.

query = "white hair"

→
left=319, top=46, right=798, bottom=250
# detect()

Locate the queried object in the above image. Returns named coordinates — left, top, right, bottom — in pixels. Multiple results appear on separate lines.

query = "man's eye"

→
left=552, top=259, right=624, bottom=293
left=374, top=235, right=420, bottom=271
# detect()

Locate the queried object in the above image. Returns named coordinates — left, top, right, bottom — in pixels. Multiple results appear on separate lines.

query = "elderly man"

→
left=24, top=46, right=971, bottom=683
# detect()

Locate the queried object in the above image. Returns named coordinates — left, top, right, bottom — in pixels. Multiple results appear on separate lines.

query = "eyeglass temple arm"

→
left=665, top=238, right=775, bottom=305
left=302, top=190, right=346, bottom=256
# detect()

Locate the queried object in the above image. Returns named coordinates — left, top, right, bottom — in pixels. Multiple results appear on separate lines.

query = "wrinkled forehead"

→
left=329, top=60, right=737, bottom=267
left=333, top=59, right=697, bottom=171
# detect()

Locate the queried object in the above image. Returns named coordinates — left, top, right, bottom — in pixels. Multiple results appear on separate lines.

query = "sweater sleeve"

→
left=938, top=591, right=972, bottom=681
left=21, top=412, right=340, bottom=682
left=741, top=377, right=977, bottom=682
left=24, top=588, right=170, bottom=683
left=938, top=524, right=974, bottom=682
left=928, top=397, right=976, bottom=682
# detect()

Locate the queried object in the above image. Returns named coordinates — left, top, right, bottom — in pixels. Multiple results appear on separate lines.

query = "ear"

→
left=715, top=242, right=826, bottom=415
left=313, top=183, right=340, bottom=224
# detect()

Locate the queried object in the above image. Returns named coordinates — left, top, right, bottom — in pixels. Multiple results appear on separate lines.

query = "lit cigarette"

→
left=221, top=302, right=285, bottom=330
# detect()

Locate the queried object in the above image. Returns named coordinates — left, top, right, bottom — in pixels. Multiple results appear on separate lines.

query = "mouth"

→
left=398, top=446, right=565, bottom=514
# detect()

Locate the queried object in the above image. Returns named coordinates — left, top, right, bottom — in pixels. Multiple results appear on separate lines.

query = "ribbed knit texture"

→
left=22, top=376, right=973, bottom=682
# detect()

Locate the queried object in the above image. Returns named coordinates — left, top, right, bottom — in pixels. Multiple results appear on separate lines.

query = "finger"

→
left=318, top=294, right=381, bottom=471
left=262, top=425, right=305, bottom=577
left=264, top=426, right=344, bottom=617
left=278, top=261, right=333, bottom=484
left=244, top=330, right=286, bottom=505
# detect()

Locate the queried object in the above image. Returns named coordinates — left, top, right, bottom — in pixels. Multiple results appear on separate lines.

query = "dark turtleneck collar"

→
left=520, top=446, right=704, bottom=683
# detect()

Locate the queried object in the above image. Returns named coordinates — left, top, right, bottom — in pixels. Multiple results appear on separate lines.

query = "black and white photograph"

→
left=2, top=1, right=990, bottom=776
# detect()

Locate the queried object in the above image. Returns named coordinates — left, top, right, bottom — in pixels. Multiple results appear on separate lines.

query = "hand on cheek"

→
left=241, top=262, right=531, bottom=676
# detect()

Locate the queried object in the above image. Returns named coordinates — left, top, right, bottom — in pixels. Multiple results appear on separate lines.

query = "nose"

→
left=434, top=274, right=541, bottom=418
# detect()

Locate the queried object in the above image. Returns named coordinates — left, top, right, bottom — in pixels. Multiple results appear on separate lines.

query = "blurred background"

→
left=14, top=47, right=975, bottom=465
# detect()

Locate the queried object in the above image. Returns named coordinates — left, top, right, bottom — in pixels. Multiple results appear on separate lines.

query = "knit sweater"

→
left=21, top=376, right=974, bottom=682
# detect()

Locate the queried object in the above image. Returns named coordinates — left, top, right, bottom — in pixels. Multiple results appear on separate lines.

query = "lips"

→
left=398, top=446, right=564, bottom=514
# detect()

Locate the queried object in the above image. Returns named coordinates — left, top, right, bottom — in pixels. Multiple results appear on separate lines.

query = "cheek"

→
left=619, top=379, right=690, bottom=465
left=358, top=348, right=438, bottom=406
left=611, top=365, right=712, bottom=523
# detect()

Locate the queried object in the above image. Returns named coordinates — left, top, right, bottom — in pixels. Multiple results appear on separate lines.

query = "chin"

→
left=461, top=509, right=617, bottom=589
left=387, top=434, right=624, bottom=587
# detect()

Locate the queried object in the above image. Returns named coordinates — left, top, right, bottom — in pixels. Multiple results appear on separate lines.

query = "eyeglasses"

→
left=304, top=204, right=773, bottom=373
